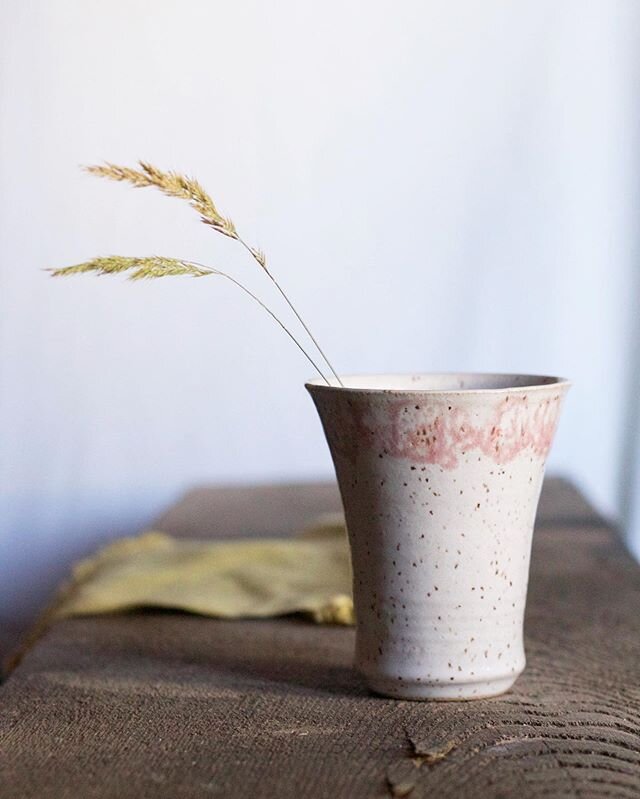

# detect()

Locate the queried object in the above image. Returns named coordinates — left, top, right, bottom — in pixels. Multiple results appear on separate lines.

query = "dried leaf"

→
left=386, top=761, right=418, bottom=797
left=409, top=735, right=456, bottom=766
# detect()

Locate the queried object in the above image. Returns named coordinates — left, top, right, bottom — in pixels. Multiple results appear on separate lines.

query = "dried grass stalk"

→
left=50, top=256, right=211, bottom=281
left=55, top=160, right=343, bottom=384
left=51, top=255, right=329, bottom=380
left=85, top=162, right=237, bottom=238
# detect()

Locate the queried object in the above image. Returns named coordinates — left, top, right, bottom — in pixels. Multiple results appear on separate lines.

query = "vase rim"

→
left=306, top=372, right=571, bottom=395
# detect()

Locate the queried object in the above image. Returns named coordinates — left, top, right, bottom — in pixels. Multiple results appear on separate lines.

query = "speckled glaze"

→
left=307, top=373, right=570, bottom=700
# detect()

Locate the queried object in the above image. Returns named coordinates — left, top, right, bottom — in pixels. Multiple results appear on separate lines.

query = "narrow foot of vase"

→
left=366, top=673, right=520, bottom=701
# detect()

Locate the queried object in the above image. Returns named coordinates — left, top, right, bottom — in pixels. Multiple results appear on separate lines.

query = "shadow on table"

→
left=44, top=612, right=373, bottom=700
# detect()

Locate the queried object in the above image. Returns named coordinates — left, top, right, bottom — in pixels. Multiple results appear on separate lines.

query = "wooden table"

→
left=1, top=479, right=639, bottom=798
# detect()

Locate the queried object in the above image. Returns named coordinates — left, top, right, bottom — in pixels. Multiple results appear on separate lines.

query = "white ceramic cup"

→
left=307, top=373, right=570, bottom=700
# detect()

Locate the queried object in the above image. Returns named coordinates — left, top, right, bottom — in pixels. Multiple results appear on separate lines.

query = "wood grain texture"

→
left=0, top=479, right=639, bottom=799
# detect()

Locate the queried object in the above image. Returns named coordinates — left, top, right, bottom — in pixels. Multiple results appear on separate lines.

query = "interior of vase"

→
left=307, top=373, right=568, bottom=393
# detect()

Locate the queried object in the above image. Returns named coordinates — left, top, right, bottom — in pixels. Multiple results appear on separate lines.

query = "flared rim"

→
left=305, top=372, right=571, bottom=395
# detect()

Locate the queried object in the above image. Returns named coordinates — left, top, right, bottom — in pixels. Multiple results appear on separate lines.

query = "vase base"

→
left=366, top=673, right=520, bottom=701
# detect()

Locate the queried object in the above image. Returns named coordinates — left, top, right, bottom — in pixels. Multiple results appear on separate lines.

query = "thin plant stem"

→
left=236, top=237, right=344, bottom=387
left=80, top=162, right=341, bottom=385
left=187, top=261, right=330, bottom=384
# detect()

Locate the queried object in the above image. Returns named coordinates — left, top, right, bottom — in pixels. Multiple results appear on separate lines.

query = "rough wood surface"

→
left=1, top=478, right=639, bottom=798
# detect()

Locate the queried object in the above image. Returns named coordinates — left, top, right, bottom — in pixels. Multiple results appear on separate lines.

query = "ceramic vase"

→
left=307, top=373, right=569, bottom=700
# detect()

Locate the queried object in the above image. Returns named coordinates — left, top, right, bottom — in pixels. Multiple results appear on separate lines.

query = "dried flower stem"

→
left=50, top=255, right=211, bottom=280
left=85, top=162, right=237, bottom=238
left=50, top=256, right=330, bottom=383
left=236, top=236, right=343, bottom=386
left=192, top=261, right=331, bottom=383
left=84, top=161, right=342, bottom=386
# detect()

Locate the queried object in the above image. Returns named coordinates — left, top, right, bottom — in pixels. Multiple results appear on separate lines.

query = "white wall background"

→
left=1, top=0, right=639, bottom=653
